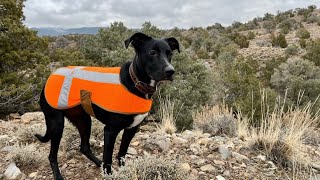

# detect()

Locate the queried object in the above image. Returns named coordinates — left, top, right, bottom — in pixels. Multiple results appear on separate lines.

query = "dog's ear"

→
left=164, top=37, right=180, bottom=53
left=125, top=32, right=152, bottom=49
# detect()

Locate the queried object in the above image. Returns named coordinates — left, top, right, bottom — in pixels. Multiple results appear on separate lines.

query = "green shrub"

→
left=299, top=38, right=307, bottom=48
left=217, top=57, right=277, bottom=125
left=271, top=58, right=320, bottom=112
left=285, top=45, right=299, bottom=56
left=304, top=39, right=320, bottom=66
left=228, top=33, right=249, bottom=48
left=0, top=0, right=50, bottom=115
left=296, top=28, right=310, bottom=39
left=278, top=19, right=298, bottom=34
left=271, top=33, right=288, bottom=48
left=260, top=57, right=287, bottom=86
left=153, top=52, right=213, bottom=130
left=262, top=21, right=276, bottom=33
left=247, top=31, right=255, bottom=40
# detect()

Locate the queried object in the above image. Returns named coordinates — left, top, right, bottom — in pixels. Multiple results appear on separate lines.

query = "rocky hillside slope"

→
left=0, top=112, right=319, bottom=180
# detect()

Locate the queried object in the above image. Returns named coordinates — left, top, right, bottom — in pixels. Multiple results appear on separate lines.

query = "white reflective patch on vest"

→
left=57, top=67, right=83, bottom=107
left=54, top=67, right=121, bottom=108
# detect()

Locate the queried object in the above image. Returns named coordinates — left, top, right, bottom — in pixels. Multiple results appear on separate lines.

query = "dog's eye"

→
left=149, top=50, right=157, bottom=56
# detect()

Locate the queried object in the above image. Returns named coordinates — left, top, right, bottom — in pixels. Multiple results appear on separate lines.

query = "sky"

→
left=23, top=0, right=320, bottom=29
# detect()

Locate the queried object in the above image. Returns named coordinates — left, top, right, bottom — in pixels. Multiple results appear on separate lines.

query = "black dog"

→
left=35, top=32, right=180, bottom=180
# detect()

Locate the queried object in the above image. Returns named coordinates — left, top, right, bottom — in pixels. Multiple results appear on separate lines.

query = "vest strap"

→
left=80, top=90, right=96, bottom=118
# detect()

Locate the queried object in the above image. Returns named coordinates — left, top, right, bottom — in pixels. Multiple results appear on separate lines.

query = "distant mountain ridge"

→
left=31, top=27, right=104, bottom=36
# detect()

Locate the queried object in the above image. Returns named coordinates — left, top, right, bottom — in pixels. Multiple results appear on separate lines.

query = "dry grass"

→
left=239, top=92, right=318, bottom=170
left=102, top=155, right=189, bottom=180
left=157, top=96, right=177, bottom=135
left=15, top=123, right=45, bottom=144
left=7, top=144, right=46, bottom=169
left=192, top=104, right=237, bottom=136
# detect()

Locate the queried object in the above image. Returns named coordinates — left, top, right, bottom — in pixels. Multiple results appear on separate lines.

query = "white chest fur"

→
left=127, top=113, right=149, bottom=129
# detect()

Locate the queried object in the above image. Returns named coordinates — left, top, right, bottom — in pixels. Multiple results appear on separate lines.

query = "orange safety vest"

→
left=44, top=66, right=153, bottom=115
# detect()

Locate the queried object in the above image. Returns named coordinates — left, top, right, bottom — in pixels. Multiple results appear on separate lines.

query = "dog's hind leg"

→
left=116, top=126, right=139, bottom=166
left=48, top=111, right=65, bottom=180
left=65, top=110, right=102, bottom=167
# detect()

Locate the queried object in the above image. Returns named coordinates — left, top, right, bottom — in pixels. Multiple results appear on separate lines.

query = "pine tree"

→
left=0, top=0, right=50, bottom=115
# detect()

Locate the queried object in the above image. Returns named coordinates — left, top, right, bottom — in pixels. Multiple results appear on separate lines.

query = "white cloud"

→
left=23, top=0, right=320, bottom=28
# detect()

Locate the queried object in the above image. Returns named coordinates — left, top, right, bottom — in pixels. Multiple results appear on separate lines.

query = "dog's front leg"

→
left=116, top=126, right=139, bottom=166
left=103, top=126, right=120, bottom=174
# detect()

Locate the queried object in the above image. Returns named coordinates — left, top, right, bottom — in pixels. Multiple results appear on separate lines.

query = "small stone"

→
left=267, top=161, right=277, bottom=169
left=0, top=135, right=9, bottom=140
left=143, top=151, right=150, bottom=156
left=257, top=154, right=266, bottom=161
left=216, top=175, right=225, bottom=180
left=218, top=145, right=231, bottom=159
left=172, top=137, right=188, bottom=144
left=200, top=164, right=216, bottom=173
left=198, top=137, right=210, bottom=146
left=1, top=146, right=14, bottom=152
left=61, top=164, right=68, bottom=171
left=131, top=141, right=140, bottom=146
left=178, top=163, right=191, bottom=173
left=140, top=134, right=150, bottom=140
left=190, top=143, right=201, bottom=155
left=223, top=170, right=230, bottom=176
left=29, top=172, right=38, bottom=178
left=68, top=159, right=76, bottom=164
left=232, top=152, right=249, bottom=163
left=213, top=160, right=225, bottom=166
left=127, top=147, right=138, bottom=155
left=207, top=154, right=215, bottom=159
left=4, top=162, right=21, bottom=179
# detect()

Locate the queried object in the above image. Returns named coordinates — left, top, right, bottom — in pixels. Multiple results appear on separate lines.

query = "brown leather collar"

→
left=129, top=63, right=158, bottom=99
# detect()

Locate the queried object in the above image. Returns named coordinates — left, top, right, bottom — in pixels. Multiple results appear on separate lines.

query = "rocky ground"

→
left=0, top=112, right=319, bottom=180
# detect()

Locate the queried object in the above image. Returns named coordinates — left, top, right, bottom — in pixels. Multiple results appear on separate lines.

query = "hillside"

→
left=30, top=27, right=104, bottom=36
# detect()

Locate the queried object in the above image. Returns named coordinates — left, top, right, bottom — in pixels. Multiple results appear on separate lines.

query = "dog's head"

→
left=125, top=32, right=180, bottom=82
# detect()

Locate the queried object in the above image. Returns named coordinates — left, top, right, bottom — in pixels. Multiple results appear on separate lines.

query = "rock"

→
left=68, top=159, right=76, bottom=164
left=140, top=134, right=150, bottom=140
left=207, top=154, right=215, bottom=159
left=216, top=175, right=226, bottom=180
left=1, top=146, right=14, bottom=152
left=200, top=164, right=216, bottom=173
left=190, top=143, right=201, bottom=154
left=267, top=161, right=277, bottom=169
left=4, top=162, right=21, bottom=179
left=181, top=130, right=193, bottom=139
left=213, top=160, right=225, bottom=166
left=172, top=137, right=188, bottom=144
left=131, top=141, right=140, bottom=146
left=0, top=134, right=9, bottom=140
left=232, top=152, right=249, bottom=163
left=7, top=113, right=21, bottom=121
left=28, top=172, right=38, bottom=178
left=178, top=163, right=191, bottom=173
left=144, top=135, right=171, bottom=152
left=218, top=145, right=231, bottom=159
left=21, top=112, right=44, bottom=123
left=127, top=147, right=138, bottom=155
left=257, top=154, right=266, bottom=161
left=311, top=174, right=320, bottom=180
left=223, top=170, right=230, bottom=176
left=194, top=159, right=206, bottom=166
left=198, top=137, right=211, bottom=146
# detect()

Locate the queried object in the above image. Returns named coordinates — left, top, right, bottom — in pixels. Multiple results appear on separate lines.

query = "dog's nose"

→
left=165, top=66, right=175, bottom=77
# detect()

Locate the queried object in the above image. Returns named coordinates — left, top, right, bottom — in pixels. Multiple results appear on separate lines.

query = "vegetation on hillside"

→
left=1, top=1, right=320, bottom=130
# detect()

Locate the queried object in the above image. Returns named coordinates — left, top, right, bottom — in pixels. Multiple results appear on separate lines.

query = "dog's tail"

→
left=35, top=87, right=52, bottom=143
left=35, top=133, right=51, bottom=143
